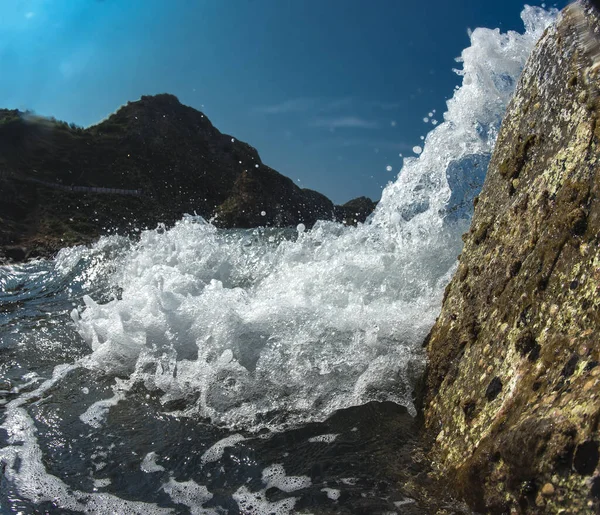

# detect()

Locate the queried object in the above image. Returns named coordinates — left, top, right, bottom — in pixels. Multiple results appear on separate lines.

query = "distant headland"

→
left=0, top=94, right=376, bottom=262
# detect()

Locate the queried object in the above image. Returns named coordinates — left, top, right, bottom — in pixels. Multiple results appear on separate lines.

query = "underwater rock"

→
left=424, top=3, right=600, bottom=513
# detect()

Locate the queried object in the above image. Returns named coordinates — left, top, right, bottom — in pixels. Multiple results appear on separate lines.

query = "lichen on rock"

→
left=424, top=3, right=600, bottom=513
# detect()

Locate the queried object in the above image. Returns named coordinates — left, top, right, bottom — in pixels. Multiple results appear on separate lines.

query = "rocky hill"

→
left=0, top=94, right=374, bottom=261
left=424, top=4, right=600, bottom=513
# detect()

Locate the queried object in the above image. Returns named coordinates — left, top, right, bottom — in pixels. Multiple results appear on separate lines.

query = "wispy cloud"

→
left=369, top=101, right=402, bottom=110
left=318, top=96, right=354, bottom=112
left=311, top=116, right=380, bottom=130
left=252, top=97, right=404, bottom=134
left=252, top=98, right=316, bottom=115
left=252, top=96, right=356, bottom=116
left=311, top=137, right=412, bottom=152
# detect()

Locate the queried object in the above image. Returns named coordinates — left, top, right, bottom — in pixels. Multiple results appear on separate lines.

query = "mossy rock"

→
left=424, top=5, right=600, bottom=513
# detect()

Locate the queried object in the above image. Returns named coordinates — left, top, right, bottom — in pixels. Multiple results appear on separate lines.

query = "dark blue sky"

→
left=0, top=0, right=567, bottom=203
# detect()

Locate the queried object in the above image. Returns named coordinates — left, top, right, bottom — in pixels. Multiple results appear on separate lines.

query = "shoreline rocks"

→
left=423, top=4, right=600, bottom=513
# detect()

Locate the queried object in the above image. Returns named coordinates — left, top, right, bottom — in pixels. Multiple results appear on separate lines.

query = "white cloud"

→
left=252, top=96, right=355, bottom=116
left=311, top=137, right=411, bottom=152
left=252, top=98, right=316, bottom=115
left=319, top=97, right=354, bottom=112
left=369, top=101, right=402, bottom=110
left=311, top=116, right=380, bottom=130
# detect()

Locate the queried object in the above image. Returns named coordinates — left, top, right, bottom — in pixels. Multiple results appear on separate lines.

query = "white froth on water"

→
left=161, top=478, right=215, bottom=515
left=141, top=452, right=166, bottom=473
left=64, top=6, right=556, bottom=433
left=200, top=433, right=245, bottom=464
left=261, top=464, right=312, bottom=493
left=322, top=487, right=341, bottom=500
left=230, top=465, right=310, bottom=515
left=308, top=433, right=339, bottom=443
left=233, top=485, right=297, bottom=515
left=79, top=385, right=125, bottom=427
left=374, top=5, right=555, bottom=236
left=0, top=369, right=175, bottom=515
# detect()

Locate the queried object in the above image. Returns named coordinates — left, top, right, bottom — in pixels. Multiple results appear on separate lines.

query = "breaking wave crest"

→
left=57, top=6, right=557, bottom=432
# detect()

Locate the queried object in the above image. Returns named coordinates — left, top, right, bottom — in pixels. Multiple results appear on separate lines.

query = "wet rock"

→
left=541, top=483, right=555, bottom=497
left=484, top=377, right=503, bottom=402
left=3, top=246, right=27, bottom=262
left=424, top=3, right=600, bottom=512
left=574, top=441, right=599, bottom=476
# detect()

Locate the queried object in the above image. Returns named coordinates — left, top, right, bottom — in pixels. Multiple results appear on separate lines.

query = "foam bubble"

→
left=233, top=486, right=297, bottom=515
left=93, top=478, right=112, bottom=489
left=308, top=433, right=338, bottom=443
left=261, top=464, right=311, bottom=493
left=161, top=478, right=214, bottom=515
left=322, top=487, right=341, bottom=500
left=80, top=388, right=125, bottom=428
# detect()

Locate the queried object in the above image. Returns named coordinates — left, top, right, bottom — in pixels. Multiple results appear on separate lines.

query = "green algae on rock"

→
left=424, top=4, right=600, bottom=514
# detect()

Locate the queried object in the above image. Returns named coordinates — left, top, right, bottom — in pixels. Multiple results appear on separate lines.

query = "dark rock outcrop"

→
left=424, top=5, right=600, bottom=513
left=334, top=196, right=378, bottom=225
left=0, top=94, right=374, bottom=262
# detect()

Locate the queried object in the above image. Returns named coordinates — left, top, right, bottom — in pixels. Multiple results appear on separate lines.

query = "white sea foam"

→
left=161, top=478, right=215, bottom=515
left=0, top=373, right=174, bottom=515
left=233, top=485, right=297, bottom=515
left=261, top=464, right=311, bottom=493
left=141, top=451, right=166, bottom=473
left=66, top=6, right=556, bottom=433
left=200, top=434, right=245, bottom=464
left=308, top=433, right=338, bottom=443
left=230, top=465, right=309, bottom=515
left=322, top=487, right=341, bottom=500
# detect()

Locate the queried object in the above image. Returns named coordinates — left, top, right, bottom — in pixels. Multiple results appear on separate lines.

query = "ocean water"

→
left=0, top=7, right=556, bottom=514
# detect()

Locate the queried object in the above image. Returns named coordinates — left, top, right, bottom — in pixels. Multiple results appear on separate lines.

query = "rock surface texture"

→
left=424, top=4, right=600, bottom=514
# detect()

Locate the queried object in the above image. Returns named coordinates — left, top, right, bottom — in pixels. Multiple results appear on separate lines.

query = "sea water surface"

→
left=0, top=7, right=556, bottom=514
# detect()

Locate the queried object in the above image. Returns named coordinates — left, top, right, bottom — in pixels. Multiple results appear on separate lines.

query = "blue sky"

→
left=0, top=0, right=567, bottom=204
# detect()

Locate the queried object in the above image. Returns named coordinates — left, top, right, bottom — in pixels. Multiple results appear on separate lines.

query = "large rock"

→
left=424, top=4, right=600, bottom=513
left=0, top=94, right=366, bottom=260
